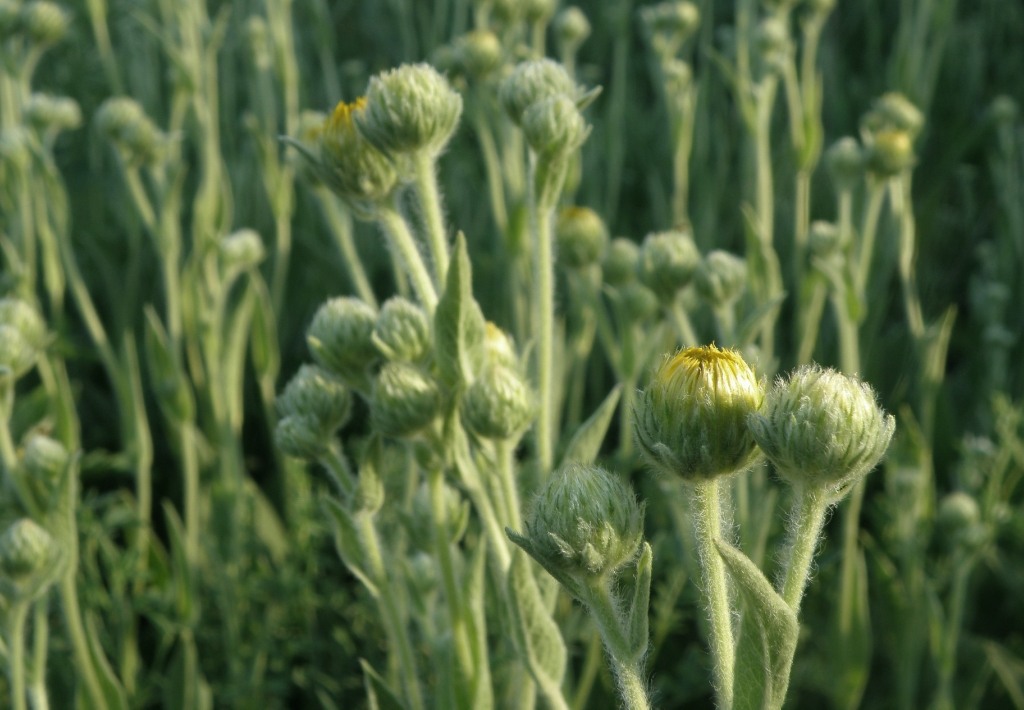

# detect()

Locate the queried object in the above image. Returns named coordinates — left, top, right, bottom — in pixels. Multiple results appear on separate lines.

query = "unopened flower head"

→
left=372, top=297, right=432, bottom=363
left=18, top=434, right=69, bottom=510
left=22, top=0, right=68, bottom=45
left=462, top=364, right=534, bottom=440
left=371, top=362, right=442, bottom=438
left=95, top=96, right=164, bottom=165
left=355, top=63, right=463, bottom=156
left=499, top=59, right=577, bottom=126
left=641, top=1, right=700, bottom=56
left=454, top=30, right=502, bottom=78
left=695, top=250, right=747, bottom=307
left=25, top=93, right=81, bottom=133
left=319, top=98, right=398, bottom=209
left=523, top=463, right=644, bottom=580
left=602, top=237, right=640, bottom=286
left=807, top=221, right=843, bottom=259
left=863, top=92, right=924, bottom=138
left=865, top=128, right=915, bottom=177
left=619, top=283, right=660, bottom=322
left=825, top=136, right=864, bottom=192
left=554, top=6, right=591, bottom=55
left=522, top=94, right=590, bottom=160
left=307, top=297, right=379, bottom=383
left=748, top=364, right=895, bottom=492
left=557, top=205, right=609, bottom=268
left=218, top=229, right=265, bottom=274
left=639, top=228, right=701, bottom=300
left=274, top=415, right=328, bottom=460
left=635, top=345, right=763, bottom=481
left=0, top=518, right=58, bottom=601
left=0, top=298, right=46, bottom=378
left=276, top=364, right=352, bottom=435
left=482, top=322, right=519, bottom=369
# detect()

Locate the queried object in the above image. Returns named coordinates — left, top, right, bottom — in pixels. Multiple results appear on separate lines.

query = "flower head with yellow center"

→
left=634, top=344, right=763, bottom=481
left=316, top=97, right=398, bottom=212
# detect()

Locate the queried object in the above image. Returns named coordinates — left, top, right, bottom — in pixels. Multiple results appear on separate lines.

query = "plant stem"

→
left=690, top=477, right=735, bottom=709
left=5, top=603, right=28, bottom=710
left=29, top=597, right=49, bottom=710
left=780, top=485, right=830, bottom=612
left=582, top=582, right=651, bottom=710
left=413, top=151, right=450, bottom=286
left=529, top=156, right=557, bottom=476
left=376, top=203, right=439, bottom=314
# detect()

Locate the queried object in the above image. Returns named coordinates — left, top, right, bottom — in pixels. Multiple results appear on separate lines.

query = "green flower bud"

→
left=0, top=518, right=56, bottom=582
left=0, top=298, right=46, bottom=378
left=522, top=0, right=557, bottom=23
left=639, top=228, right=701, bottom=300
left=556, top=205, right=608, bottom=269
left=0, top=127, right=32, bottom=171
left=18, top=434, right=69, bottom=509
left=522, top=94, right=590, bottom=159
left=807, top=220, right=843, bottom=258
left=865, top=128, right=915, bottom=177
left=355, top=63, right=464, bottom=156
left=748, top=365, right=895, bottom=492
left=407, top=481, right=469, bottom=549
left=462, top=364, right=534, bottom=439
left=936, top=491, right=986, bottom=551
left=618, top=283, right=660, bottom=321
left=21, top=1, right=67, bottom=44
left=274, top=414, right=327, bottom=460
left=218, top=228, right=265, bottom=274
left=499, top=59, right=577, bottom=125
left=695, top=249, right=747, bottom=306
left=757, top=16, right=792, bottom=72
left=554, top=6, right=591, bottom=55
left=319, top=98, right=398, bottom=208
left=95, top=96, right=164, bottom=165
left=825, top=136, right=864, bottom=192
left=521, top=462, right=644, bottom=580
left=635, top=345, right=764, bottom=481
left=372, top=297, right=431, bottom=362
left=371, top=362, right=442, bottom=437
left=454, top=30, right=503, bottom=78
left=641, top=1, right=700, bottom=41
left=864, top=92, right=924, bottom=138
left=990, top=95, right=1019, bottom=125
left=307, top=297, right=379, bottom=383
left=602, top=237, right=640, bottom=286
left=482, top=322, right=519, bottom=369
left=277, top=364, right=352, bottom=435
left=25, top=93, right=82, bottom=133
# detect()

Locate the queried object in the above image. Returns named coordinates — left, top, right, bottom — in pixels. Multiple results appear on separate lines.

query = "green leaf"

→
left=434, top=231, right=486, bottom=389
left=143, top=307, right=195, bottom=425
left=322, top=499, right=376, bottom=596
left=360, top=659, right=406, bottom=710
left=248, top=273, right=280, bottom=381
left=627, top=542, right=653, bottom=659
left=983, top=641, right=1024, bottom=709
left=81, top=611, right=130, bottom=710
left=560, top=385, right=622, bottom=466
left=715, top=539, right=798, bottom=710
left=507, top=549, right=568, bottom=685
left=161, top=502, right=197, bottom=626
left=466, top=537, right=495, bottom=710
left=830, top=547, right=871, bottom=709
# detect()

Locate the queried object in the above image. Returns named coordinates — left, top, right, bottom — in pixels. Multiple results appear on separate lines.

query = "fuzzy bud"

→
left=695, top=250, right=747, bottom=306
left=602, top=237, right=640, bottom=286
left=307, top=297, right=379, bottom=383
left=865, top=128, right=915, bottom=177
left=556, top=205, right=608, bottom=269
left=0, top=298, right=47, bottom=379
left=757, top=16, right=792, bottom=73
left=807, top=221, right=843, bottom=258
left=522, top=94, right=590, bottom=159
left=356, top=63, right=464, bottom=156
left=218, top=229, right=265, bottom=274
left=825, top=136, right=864, bottom=192
left=371, top=362, right=442, bottom=437
left=863, top=92, right=924, bottom=138
left=618, top=283, right=660, bottom=321
left=0, top=518, right=56, bottom=583
left=25, top=93, right=82, bottom=133
left=319, top=98, right=398, bottom=209
left=462, top=364, right=534, bottom=439
left=21, top=1, right=67, bottom=44
left=639, top=228, right=701, bottom=300
left=635, top=345, right=763, bottom=481
left=95, top=96, right=164, bottom=164
left=554, top=6, right=591, bottom=56
left=18, top=434, right=69, bottom=509
left=748, top=365, right=895, bottom=492
left=482, top=322, right=519, bottom=369
left=519, top=463, right=644, bottom=581
left=454, top=30, right=503, bottom=78
left=936, top=491, right=986, bottom=552
left=641, top=1, right=700, bottom=42
left=274, top=415, right=327, bottom=460
left=372, top=297, right=431, bottom=363
left=499, top=59, right=577, bottom=125
left=277, top=364, right=352, bottom=435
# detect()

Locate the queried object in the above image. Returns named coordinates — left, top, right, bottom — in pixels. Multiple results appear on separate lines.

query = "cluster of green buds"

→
left=0, top=297, right=47, bottom=381
left=860, top=92, right=924, bottom=178
left=756, top=15, right=793, bottom=75
left=95, top=96, right=165, bottom=166
left=275, top=365, right=352, bottom=460
left=553, top=6, right=591, bottom=63
left=0, top=0, right=68, bottom=46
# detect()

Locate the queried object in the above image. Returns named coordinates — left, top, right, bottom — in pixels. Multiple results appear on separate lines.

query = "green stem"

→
left=58, top=575, right=107, bottom=709
left=317, top=190, right=378, bottom=308
left=933, top=556, right=973, bottom=710
left=376, top=203, right=439, bottom=314
left=581, top=582, right=651, bottom=710
left=855, top=180, right=887, bottom=302
left=529, top=158, right=557, bottom=476
left=779, top=485, right=830, bottom=612
left=413, top=150, right=450, bottom=286
left=29, top=597, right=50, bottom=710
left=5, top=603, right=28, bottom=710
left=690, top=478, right=735, bottom=709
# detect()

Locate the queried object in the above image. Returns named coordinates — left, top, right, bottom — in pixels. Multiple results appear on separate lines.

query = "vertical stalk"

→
left=413, top=152, right=450, bottom=286
left=376, top=203, right=439, bottom=314
left=528, top=156, right=557, bottom=476
left=29, top=598, right=49, bottom=710
left=779, top=485, right=830, bottom=612
left=581, top=583, right=651, bottom=710
left=5, top=603, right=28, bottom=710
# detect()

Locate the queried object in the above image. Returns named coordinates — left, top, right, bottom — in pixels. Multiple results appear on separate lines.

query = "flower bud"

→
left=522, top=94, right=590, bottom=159
left=522, top=0, right=557, bottom=23
left=556, top=205, right=608, bottom=269
left=372, top=297, right=431, bottom=362
left=355, top=63, right=464, bottom=156
left=554, top=6, right=591, bottom=56
left=21, top=1, right=67, bottom=44
left=0, top=298, right=46, bottom=378
left=482, top=322, right=519, bottom=369
left=218, top=228, right=265, bottom=274
left=0, top=518, right=56, bottom=581
left=695, top=250, right=747, bottom=306
left=521, top=463, right=644, bottom=580
left=639, top=228, right=701, bottom=300
left=748, top=365, right=895, bottom=492
left=865, top=128, right=915, bottom=177
left=25, top=93, right=82, bottom=133
left=618, top=283, right=660, bottom=321
left=757, top=16, right=791, bottom=72
left=602, top=237, right=640, bottom=286
left=825, top=136, right=864, bottom=193
left=864, top=92, right=924, bottom=138
left=371, top=362, right=442, bottom=437
left=274, top=415, right=327, bottom=460
left=807, top=220, right=843, bottom=258
left=95, top=96, right=164, bottom=164
left=454, top=30, right=503, bottom=78
left=634, top=345, right=763, bottom=481
left=462, top=364, right=534, bottom=439
left=277, top=364, right=352, bottom=435
left=307, top=297, right=379, bottom=383
left=499, top=59, right=577, bottom=126
left=641, top=1, right=700, bottom=42
left=319, top=98, right=398, bottom=208
left=990, top=95, right=1019, bottom=125
left=936, top=491, right=986, bottom=551
left=18, top=434, right=69, bottom=509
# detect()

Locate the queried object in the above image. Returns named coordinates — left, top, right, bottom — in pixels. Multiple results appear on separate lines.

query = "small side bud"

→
left=17, top=434, right=69, bottom=509
left=825, top=136, right=864, bottom=192
left=0, top=518, right=56, bottom=581
left=462, top=365, right=534, bottom=440
left=865, top=128, right=915, bottom=177
left=639, top=228, right=701, bottom=300
left=518, top=462, right=644, bottom=581
left=634, top=345, right=763, bottom=480
left=372, top=297, right=431, bottom=363
left=694, top=250, right=747, bottom=306
left=454, top=30, right=503, bottom=78
left=277, top=364, right=353, bottom=435
left=95, top=96, right=164, bottom=165
left=25, top=93, right=82, bottom=134
left=522, top=94, right=590, bottom=159
left=618, top=283, right=660, bottom=322
left=318, top=98, right=398, bottom=209
left=554, top=6, right=592, bottom=56
left=556, top=205, right=609, bottom=269
left=0, top=298, right=47, bottom=379
left=748, top=365, right=895, bottom=493
left=936, top=491, right=987, bottom=552
left=21, top=0, right=68, bottom=45
left=756, top=16, right=792, bottom=73
left=218, top=229, right=265, bottom=274
left=807, top=220, right=843, bottom=259
left=371, top=362, right=442, bottom=437
left=499, top=59, right=576, bottom=125
left=602, top=237, right=640, bottom=287
left=307, top=297, right=379, bottom=384
left=355, top=63, right=464, bottom=156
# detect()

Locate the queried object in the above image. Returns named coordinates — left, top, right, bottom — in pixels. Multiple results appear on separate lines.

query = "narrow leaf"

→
left=628, top=542, right=654, bottom=659
left=434, top=231, right=486, bottom=389
left=360, top=659, right=406, bottom=710
left=560, top=385, right=622, bottom=466
left=322, top=499, right=376, bottom=596
left=507, top=549, right=568, bottom=683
